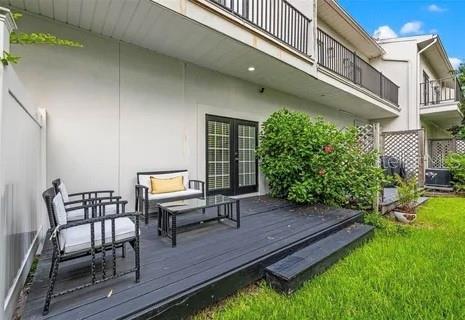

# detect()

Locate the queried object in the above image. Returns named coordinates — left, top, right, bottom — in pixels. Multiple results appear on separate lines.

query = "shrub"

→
left=395, top=175, right=422, bottom=213
left=445, top=153, right=465, bottom=191
left=257, top=109, right=384, bottom=209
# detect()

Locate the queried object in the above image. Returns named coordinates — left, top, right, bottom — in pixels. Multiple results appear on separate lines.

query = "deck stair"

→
left=265, top=223, right=374, bottom=294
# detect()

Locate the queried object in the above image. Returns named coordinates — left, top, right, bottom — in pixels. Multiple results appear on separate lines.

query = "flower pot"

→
left=393, top=211, right=416, bottom=224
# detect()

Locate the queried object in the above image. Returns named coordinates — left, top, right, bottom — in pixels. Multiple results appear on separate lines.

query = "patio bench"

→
left=135, top=170, right=205, bottom=224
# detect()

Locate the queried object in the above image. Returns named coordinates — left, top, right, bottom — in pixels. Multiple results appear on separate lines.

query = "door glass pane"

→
left=238, top=124, right=257, bottom=187
left=207, top=120, right=230, bottom=191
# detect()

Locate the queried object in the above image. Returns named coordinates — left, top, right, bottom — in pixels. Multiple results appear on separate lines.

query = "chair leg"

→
left=43, top=254, right=59, bottom=315
left=132, top=239, right=140, bottom=283
left=48, top=250, right=57, bottom=278
left=144, top=199, right=149, bottom=225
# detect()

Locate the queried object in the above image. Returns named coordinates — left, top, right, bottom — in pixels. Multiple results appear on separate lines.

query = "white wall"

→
left=12, top=14, right=360, bottom=209
left=374, top=39, right=419, bottom=131
left=0, top=67, right=45, bottom=320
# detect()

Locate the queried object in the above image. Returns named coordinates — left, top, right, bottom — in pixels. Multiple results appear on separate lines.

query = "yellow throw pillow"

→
left=150, top=176, right=185, bottom=194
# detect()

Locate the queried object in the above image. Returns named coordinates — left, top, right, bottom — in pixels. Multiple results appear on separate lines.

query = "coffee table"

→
left=158, top=195, right=240, bottom=247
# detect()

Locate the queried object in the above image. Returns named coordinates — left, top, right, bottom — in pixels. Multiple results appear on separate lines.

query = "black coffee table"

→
left=158, top=195, right=240, bottom=247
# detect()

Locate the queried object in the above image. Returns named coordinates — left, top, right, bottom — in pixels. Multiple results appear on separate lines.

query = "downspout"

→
left=416, top=37, right=437, bottom=129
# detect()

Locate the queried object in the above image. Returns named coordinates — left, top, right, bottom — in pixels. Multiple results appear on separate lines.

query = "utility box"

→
left=425, top=168, right=452, bottom=189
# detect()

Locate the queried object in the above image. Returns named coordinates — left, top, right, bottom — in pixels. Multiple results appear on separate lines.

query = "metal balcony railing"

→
left=420, top=77, right=463, bottom=106
left=207, top=0, right=312, bottom=55
left=317, top=28, right=399, bottom=106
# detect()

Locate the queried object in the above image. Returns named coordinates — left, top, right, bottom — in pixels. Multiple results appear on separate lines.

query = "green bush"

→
left=395, top=175, right=422, bottom=213
left=257, top=109, right=384, bottom=209
left=445, top=153, right=465, bottom=191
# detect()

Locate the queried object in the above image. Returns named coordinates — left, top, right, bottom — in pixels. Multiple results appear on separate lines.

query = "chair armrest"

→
left=57, top=212, right=140, bottom=231
left=68, top=190, right=115, bottom=199
left=65, top=200, right=128, bottom=219
left=64, top=196, right=122, bottom=206
left=189, top=180, right=205, bottom=195
left=135, top=184, right=148, bottom=191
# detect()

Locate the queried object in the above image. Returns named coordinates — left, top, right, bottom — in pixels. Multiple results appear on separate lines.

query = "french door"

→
left=206, top=115, right=259, bottom=196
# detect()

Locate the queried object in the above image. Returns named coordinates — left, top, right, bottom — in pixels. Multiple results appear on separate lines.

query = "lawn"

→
left=196, top=197, right=465, bottom=320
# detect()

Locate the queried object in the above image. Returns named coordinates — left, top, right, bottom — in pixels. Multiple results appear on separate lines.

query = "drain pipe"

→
left=416, top=36, right=438, bottom=129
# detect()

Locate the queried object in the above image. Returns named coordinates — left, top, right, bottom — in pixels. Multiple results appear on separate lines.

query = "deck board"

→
left=24, top=196, right=360, bottom=320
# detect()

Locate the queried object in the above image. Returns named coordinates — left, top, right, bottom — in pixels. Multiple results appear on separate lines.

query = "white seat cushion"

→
left=66, top=204, right=121, bottom=221
left=139, top=172, right=189, bottom=191
left=60, top=217, right=135, bottom=253
left=147, top=188, right=202, bottom=201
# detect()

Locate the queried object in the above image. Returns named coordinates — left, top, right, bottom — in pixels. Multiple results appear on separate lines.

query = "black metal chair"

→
left=52, top=178, right=123, bottom=220
left=52, top=178, right=119, bottom=203
left=42, top=187, right=140, bottom=315
left=135, top=170, right=205, bottom=224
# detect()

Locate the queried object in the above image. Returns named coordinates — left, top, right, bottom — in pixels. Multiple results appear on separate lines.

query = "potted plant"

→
left=393, top=175, right=422, bottom=224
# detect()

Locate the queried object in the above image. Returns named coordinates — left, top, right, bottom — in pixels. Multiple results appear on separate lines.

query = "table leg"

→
left=236, top=200, right=240, bottom=229
left=157, top=206, right=162, bottom=236
left=171, top=213, right=177, bottom=247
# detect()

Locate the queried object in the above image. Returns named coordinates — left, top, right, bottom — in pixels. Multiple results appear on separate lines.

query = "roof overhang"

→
left=317, top=0, right=384, bottom=59
left=418, top=35, right=455, bottom=78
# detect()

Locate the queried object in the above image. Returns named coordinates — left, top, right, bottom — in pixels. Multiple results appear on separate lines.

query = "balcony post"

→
left=353, top=51, right=357, bottom=83
left=380, top=73, right=383, bottom=98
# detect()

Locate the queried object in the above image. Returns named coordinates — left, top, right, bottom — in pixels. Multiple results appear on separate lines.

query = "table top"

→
left=159, top=195, right=237, bottom=213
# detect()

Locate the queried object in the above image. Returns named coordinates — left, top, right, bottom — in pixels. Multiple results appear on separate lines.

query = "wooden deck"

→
left=24, top=196, right=361, bottom=320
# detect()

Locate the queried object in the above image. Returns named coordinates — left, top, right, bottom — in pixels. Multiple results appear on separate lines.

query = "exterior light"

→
left=248, top=66, right=255, bottom=72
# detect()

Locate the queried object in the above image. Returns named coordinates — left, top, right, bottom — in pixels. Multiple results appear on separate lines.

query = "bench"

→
left=135, top=170, right=204, bottom=224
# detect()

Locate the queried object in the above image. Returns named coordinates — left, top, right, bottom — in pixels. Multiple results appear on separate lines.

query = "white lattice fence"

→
left=382, top=129, right=425, bottom=185
left=429, top=139, right=465, bottom=168
left=456, top=139, right=465, bottom=153
left=356, top=123, right=380, bottom=153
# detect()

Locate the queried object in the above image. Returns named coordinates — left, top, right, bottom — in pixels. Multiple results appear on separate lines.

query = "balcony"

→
left=206, top=0, right=312, bottom=56
left=420, top=77, right=463, bottom=107
left=419, top=77, right=463, bottom=127
left=317, top=28, right=399, bottom=106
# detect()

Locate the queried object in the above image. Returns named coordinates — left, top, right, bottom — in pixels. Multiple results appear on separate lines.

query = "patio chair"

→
left=42, top=187, right=140, bottom=315
left=52, top=178, right=121, bottom=220
left=135, top=170, right=205, bottom=224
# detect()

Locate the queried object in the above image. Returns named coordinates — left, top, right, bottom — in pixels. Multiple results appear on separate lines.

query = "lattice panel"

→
left=382, top=130, right=424, bottom=182
left=357, top=124, right=375, bottom=153
left=430, top=140, right=454, bottom=168
left=456, top=140, right=465, bottom=153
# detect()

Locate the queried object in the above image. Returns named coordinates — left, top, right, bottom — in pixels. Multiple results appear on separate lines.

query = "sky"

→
left=338, top=0, right=465, bottom=69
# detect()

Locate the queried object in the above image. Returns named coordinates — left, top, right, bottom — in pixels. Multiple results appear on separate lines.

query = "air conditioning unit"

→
left=425, top=168, right=452, bottom=189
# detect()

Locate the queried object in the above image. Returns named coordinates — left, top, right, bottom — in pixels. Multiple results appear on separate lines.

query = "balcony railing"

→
left=207, top=0, right=312, bottom=55
left=317, top=28, right=399, bottom=106
left=420, top=77, right=463, bottom=106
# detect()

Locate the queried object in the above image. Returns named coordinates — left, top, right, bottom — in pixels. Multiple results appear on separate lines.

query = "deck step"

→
left=265, top=223, right=374, bottom=294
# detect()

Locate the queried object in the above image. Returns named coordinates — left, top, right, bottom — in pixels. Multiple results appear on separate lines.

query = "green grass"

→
left=196, top=197, right=465, bottom=320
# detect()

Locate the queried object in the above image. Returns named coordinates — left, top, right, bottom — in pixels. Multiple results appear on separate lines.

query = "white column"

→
left=0, top=7, right=17, bottom=320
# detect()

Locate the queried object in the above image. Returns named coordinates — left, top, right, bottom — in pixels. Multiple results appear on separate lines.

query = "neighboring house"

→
left=372, top=34, right=462, bottom=168
left=0, top=0, right=461, bottom=318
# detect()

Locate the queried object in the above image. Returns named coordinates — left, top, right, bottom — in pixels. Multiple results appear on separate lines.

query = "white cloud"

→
left=449, top=57, right=462, bottom=70
left=427, top=4, right=446, bottom=12
left=373, top=25, right=398, bottom=40
left=400, top=21, right=423, bottom=35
